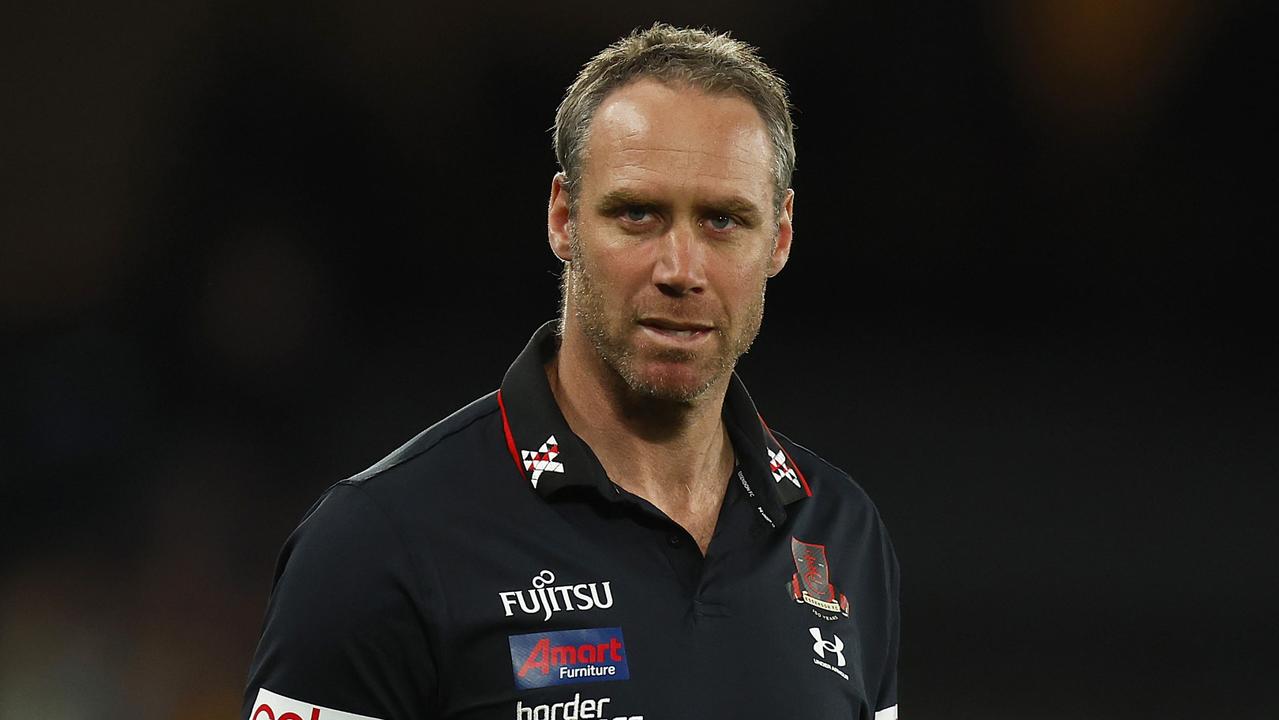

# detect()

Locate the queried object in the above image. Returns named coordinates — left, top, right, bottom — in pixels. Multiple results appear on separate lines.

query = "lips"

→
left=644, top=327, right=706, bottom=338
left=636, top=318, right=714, bottom=343
left=638, top=318, right=713, bottom=332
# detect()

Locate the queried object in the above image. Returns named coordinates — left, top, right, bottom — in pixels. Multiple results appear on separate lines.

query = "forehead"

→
left=581, top=79, right=774, bottom=203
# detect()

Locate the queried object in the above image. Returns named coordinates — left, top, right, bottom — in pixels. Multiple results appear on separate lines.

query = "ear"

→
left=768, top=189, right=794, bottom=277
left=548, top=172, right=574, bottom=263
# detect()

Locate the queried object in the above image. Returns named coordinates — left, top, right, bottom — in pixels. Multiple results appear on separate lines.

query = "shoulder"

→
left=257, top=391, right=510, bottom=656
left=770, top=429, right=900, bottom=649
left=770, top=427, right=900, bottom=574
left=344, top=390, right=502, bottom=486
left=772, top=428, right=888, bottom=522
left=327, top=390, right=510, bottom=509
left=278, top=390, right=511, bottom=575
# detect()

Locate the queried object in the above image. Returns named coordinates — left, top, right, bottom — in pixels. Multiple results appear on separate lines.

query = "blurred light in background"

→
left=989, top=0, right=1212, bottom=138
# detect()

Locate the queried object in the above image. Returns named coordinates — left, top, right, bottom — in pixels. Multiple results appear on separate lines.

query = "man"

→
left=244, top=23, right=899, bottom=720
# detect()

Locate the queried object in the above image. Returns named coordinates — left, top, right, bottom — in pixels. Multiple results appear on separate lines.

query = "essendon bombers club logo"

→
left=508, top=627, right=631, bottom=690
left=788, top=537, right=849, bottom=618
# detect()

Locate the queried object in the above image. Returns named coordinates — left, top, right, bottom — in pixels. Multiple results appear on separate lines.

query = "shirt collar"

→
left=497, top=321, right=811, bottom=527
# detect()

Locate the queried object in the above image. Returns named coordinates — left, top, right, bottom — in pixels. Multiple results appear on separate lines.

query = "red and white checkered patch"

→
left=768, top=447, right=800, bottom=488
left=521, top=435, right=564, bottom=486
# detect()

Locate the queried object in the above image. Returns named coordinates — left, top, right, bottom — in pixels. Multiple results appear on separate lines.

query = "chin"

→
left=621, top=362, right=722, bottom=404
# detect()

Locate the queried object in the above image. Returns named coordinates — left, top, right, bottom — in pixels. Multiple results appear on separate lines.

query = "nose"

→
left=652, top=222, right=706, bottom=296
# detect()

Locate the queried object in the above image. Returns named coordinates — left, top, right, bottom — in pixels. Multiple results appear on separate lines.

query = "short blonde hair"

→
left=554, top=22, right=796, bottom=214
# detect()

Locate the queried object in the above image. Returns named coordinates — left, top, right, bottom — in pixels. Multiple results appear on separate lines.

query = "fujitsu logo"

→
left=499, top=570, right=615, bottom=621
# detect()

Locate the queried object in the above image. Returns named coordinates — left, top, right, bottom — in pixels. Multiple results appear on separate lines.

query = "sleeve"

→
left=875, top=523, right=900, bottom=720
left=242, top=483, right=437, bottom=720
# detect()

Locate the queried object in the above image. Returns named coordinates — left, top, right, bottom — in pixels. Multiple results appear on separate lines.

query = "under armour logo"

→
left=521, top=435, right=564, bottom=486
left=810, top=627, right=845, bottom=667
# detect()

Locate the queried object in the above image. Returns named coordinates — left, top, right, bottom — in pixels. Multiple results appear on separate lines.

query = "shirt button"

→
left=667, top=533, right=684, bottom=548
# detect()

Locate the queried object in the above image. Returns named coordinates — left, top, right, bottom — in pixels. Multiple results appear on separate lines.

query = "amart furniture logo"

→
left=508, top=626, right=630, bottom=690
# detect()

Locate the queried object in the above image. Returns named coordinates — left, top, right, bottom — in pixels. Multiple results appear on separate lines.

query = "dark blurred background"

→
left=2, top=1, right=1276, bottom=718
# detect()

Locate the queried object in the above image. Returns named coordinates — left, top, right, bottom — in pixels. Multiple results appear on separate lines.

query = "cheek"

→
left=574, top=251, right=640, bottom=317
left=716, top=255, right=769, bottom=301
left=590, top=246, right=653, bottom=293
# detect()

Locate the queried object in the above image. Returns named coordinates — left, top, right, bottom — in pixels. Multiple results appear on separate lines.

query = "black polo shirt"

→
left=243, top=322, right=900, bottom=720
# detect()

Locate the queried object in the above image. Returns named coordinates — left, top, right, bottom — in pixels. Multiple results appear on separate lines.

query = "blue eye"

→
left=624, top=208, right=650, bottom=222
left=706, top=214, right=736, bottom=231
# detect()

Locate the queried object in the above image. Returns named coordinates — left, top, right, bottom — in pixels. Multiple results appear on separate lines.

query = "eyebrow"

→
left=595, top=189, right=654, bottom=215
left=698, top=197, right=763, bottom=226
left=595, top=190, right=764, bottom=226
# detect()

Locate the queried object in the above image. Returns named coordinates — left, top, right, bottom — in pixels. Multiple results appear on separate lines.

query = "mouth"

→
left=637, top=318, right=714, bottom=343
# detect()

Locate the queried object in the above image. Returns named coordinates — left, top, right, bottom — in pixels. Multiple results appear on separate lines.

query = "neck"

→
left=547, top=318, right=735, bottom=547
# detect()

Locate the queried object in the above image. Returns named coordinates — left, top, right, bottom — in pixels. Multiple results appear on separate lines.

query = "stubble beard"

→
left=563, top=227, right=767, bottom=404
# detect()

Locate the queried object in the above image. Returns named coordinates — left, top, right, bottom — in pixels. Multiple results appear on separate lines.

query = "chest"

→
left=413, top=498, right=879, bottom=719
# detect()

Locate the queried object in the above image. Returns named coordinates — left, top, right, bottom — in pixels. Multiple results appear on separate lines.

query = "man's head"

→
left=548, top=25, right=796, bottom=404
